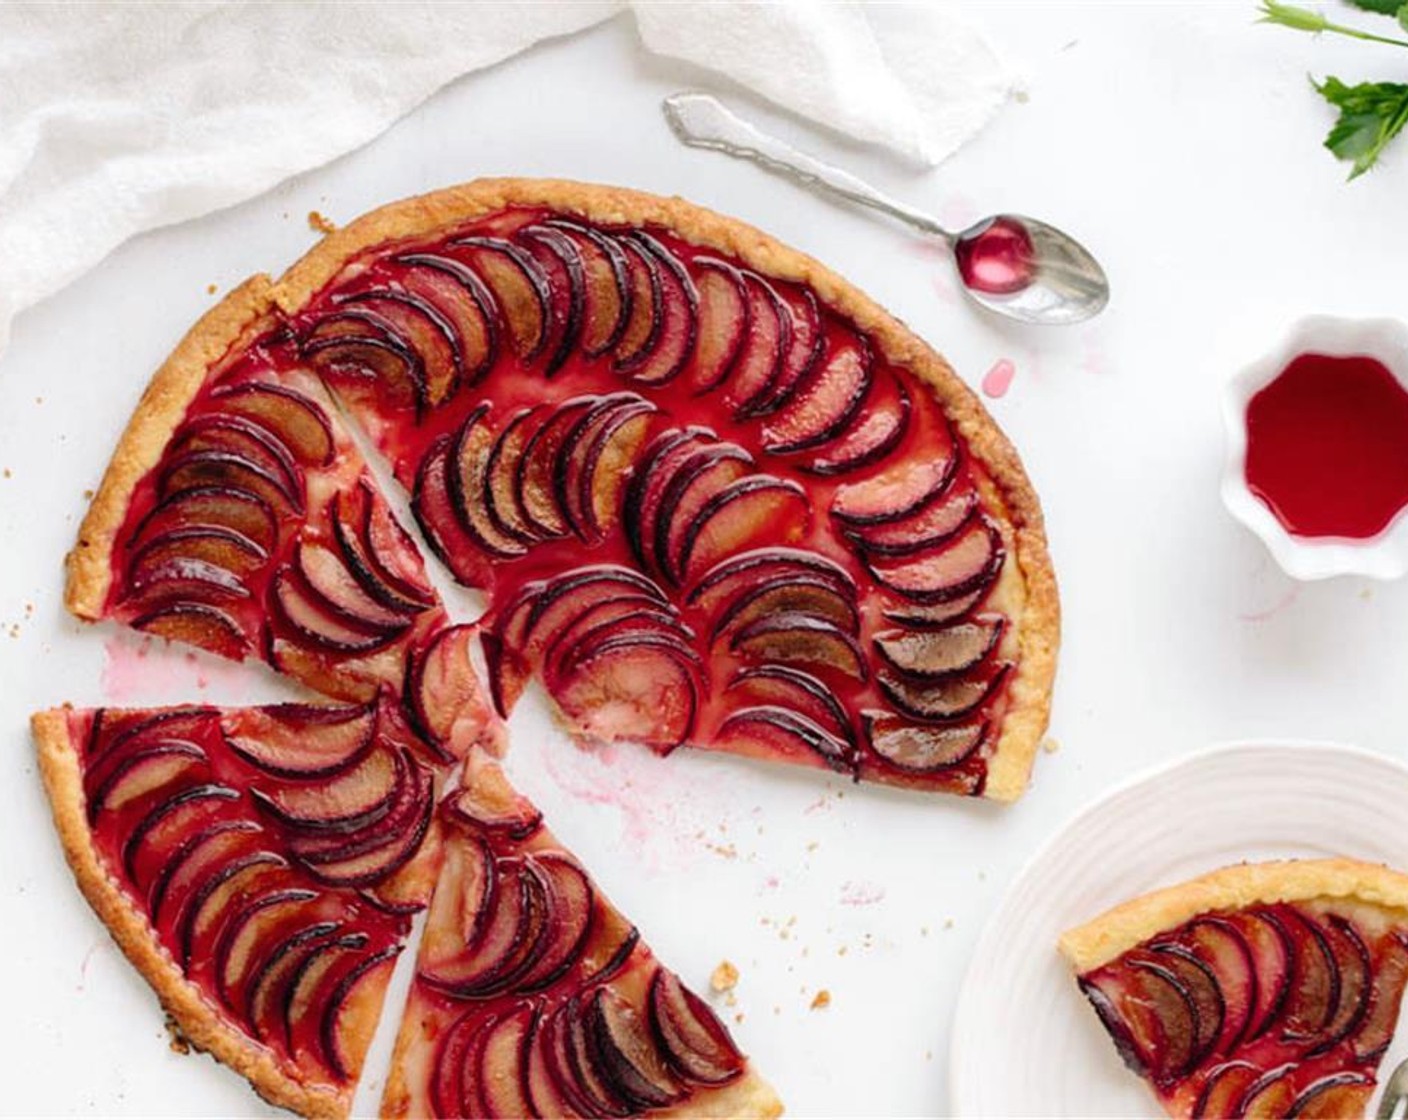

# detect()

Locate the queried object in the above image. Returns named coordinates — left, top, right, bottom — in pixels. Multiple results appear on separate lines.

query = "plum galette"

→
left=1061, top=859, right=1408, bottom=1120
left=43, top=179, right=1058, bottom=1116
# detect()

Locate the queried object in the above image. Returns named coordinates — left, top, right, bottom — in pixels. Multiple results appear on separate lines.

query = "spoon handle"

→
left=662, top=92, right=952, bottom=243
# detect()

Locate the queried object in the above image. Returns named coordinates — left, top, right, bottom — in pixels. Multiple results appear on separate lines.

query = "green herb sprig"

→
left=1260, top=0, right=1408, bottom=178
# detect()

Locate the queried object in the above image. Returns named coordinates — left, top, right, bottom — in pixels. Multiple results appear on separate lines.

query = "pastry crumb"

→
left=944, top=918, right=955, bottom=930
left=82, top=488, right=94, bottom=500
left=165, top=1016, right=192, bottom=1055
left=2, top=468, right=11, bottom=478
left=1041, top=736, right=1061, bottom=754
left=1361, top=587, right=1373, bottom=601
left=810, top=989, right=831, bottom=1010
left=206, top=283, right=218, bottom=295
left=710, top=960, right=739, bottom=993
left=307, top=210, right=338, bottom=235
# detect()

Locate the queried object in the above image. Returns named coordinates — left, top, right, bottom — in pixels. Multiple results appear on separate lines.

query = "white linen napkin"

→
left=0, top=1, right=1013, bottom=357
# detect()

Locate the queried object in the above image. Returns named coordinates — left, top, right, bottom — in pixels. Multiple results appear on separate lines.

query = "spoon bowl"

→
left=663, top=92, right=1110, bottom=327
left=955, top=214, right=1108, bottom=325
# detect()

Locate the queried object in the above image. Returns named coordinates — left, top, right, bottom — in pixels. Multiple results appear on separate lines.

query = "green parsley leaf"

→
left=1315, top=76, right=1408, bottom=176
left=1346, top=0, right=1403, bottom=16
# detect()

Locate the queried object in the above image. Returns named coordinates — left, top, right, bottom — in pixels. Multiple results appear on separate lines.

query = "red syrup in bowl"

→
left=954, top=217, right=1036, bottom=295
left=1244, top=352, right=1408, bottom=539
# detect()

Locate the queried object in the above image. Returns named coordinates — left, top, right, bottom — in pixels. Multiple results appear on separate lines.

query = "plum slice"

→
left=524, top=1004, right=585, bottom=1119
left=518, top=224, right=586, bottom=376
left=271, top=567, right=403, bottom=655
left=1192, top=1060, right=1260, bottom=1119
left=686, top=545, right=856, bottom=617
left=223, top=702, right=376, bottom=780
left=1144, top=944, right=1224, bottom=1071
left=85, top=740, right=209, bottom=821
left=149, top=822, right=264, bottom=932
left=558, top=997, right=633, bottom=1117
left=514, top=852, right=595, bottom=992
left=611, top=235, right=663, bottom=373
left=867, top=517, right=1005, bottom=604
left=1353, top=934, right=1408, bottom=1060
left=128, top=526, right=268, bottom=583
left=421, top=853, right=547, bottom=997
left=332, top=290, right=461, bottom=409
left=1226, top=910, right=1294, bottom=1043
left=213, top=885, right=319, bottom=1013
left=878, top=662, right=1011, bottom=723
left=586, top=986, right=685, bottom=1111
left=715, top=706, right=853, bottom=774
left=727, top=665, right=855, bottom=744
left=551, top=632, right=699, bottom=752
left=1307, top=913, right=1371, bottom=1055
left=1284, top=1072, right=1373, bottom=1118
left=125, top=555, right=251, bottom=612
left=452, top=237, right=551, bottom=361
left=390, top=254, right=498, bottom=386
left=515, top=396, right=595, bottom=540
left=863, top=713, right=986, bottom=773
left=291, top=762, right=433, bottom=889
left=330, top=486, right=435, bottom=616
left=751, top=287, right=825, bottom=418
left=1183, top=917, right=1257, bottom=1054
left=1232, top=1064, right=1297, bottom=1116
left=406, top=624, right=495, bottom=762
left=847, top=483, right=978, bottom=559
left=446, top=755, right=543, bottom=841
left=130, top=485, right=279, bottom=554
left=1279, top=908, right=1342, bottom=1046
left=471, top=1003, right=539, bottom=1119
left=690, top=258, right=750, bottom=393
left=675, top=475, right=809, bottom=582
left=622, top=425, right=718, bottom=574
left=723, top=272, right=790, bottom=417
left=209, top=381, right=335, bottom=466
left=556, top=392, right=657, bottom=540
left=319, top=944, right=400, bottom=1081
left=873, top=617, right=1003, bottom=681
left=482, top=405, right=544, bottom=544
left=429, top=1010, right=485, bottom=1120
left=654, top=443, right=755, bottom=583
left=761, top=332, right=871, bottom=455
left=709, top=576, right=859, bottom=646
left=808, top=369, right=911, bottom=477
left=831, top=449, right=957, bottom=527
left=412, top=433, right=496, bottom=589
left=450, top=405, right=531, bottom=560
left=543, top=219, right=631, bottom=357
left=250, top=742, right=402, bottom=835
left=169, top=415, right=301, bottom=501
left=133, top=602, right=250, bottom=661
left=730, top=612, right=867, bottom=681
left=302, top=310, right=425, bottom=414
left=160, top=448, right=302, bottom=516
left=649, top=968, right=746, bottom=1086
left=297, top=542, right=412, bottom=631
left=615, top=232, right=697, bottom=386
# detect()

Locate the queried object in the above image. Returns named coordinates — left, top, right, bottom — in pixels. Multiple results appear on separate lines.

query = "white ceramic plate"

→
left=950, top=741, right=1408, bottom=1117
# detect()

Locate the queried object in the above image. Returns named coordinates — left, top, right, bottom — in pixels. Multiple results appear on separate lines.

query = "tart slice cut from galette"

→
left=63, top=277, right=497, bottom=761
left=381, top=752, right=781, bottom=1119
left=1060, top=859, right=1408, bottom=1119
left=34, top=700, right=460, bottom=1119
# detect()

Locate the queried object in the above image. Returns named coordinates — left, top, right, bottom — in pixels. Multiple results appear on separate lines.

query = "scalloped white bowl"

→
left=1221, top=315, right=1408, bottom=581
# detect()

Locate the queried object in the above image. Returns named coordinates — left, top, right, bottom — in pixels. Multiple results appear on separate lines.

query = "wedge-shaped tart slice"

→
left=382, top=752, right=782, bottom=1119
left=63, top=277, right=497, bottom=760
left=271, top=179, right=1058, bottom=800
left=33, top=700, right=460, bottom=1119
left=1060, top=859, right=1408, bottom=1119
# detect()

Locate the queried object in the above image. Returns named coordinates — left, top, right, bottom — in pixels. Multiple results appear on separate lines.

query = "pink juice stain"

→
left=954, top=217, right=1036, bottom=295
left=981, top=359, right=1016, bottom=399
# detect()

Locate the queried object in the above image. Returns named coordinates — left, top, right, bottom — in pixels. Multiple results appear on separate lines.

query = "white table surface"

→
left=3, top=4, right=1407, bottom=1116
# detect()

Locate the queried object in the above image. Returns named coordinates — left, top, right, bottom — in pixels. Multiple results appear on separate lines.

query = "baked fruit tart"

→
left=43, top=178, right=1058, bottom=1115
left=1060, top=859, right=1408, bottom=1119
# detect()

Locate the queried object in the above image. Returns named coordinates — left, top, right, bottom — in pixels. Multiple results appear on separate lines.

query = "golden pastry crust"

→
left=1059, top=858, right=1408, bottom=974
left=31, top=707, right=352, bottom=1120
left=272, top=177, right=1058, bottom=803
left=64, top=276, right=277, bottom=621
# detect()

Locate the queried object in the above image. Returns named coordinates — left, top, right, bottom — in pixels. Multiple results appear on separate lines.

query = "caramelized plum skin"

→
left=284, top=206, right=1021, bottom=794
left=395, top=786, right=746, bottom=1119
left=68, top=704, right=452, bottom=1090
left=1078, top=902, right=1408, bottom=1118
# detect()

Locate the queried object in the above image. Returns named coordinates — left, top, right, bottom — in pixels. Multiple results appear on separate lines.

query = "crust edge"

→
left=1058, top=857, right=1408, bottom=974
left=64, top=275, right=277, bottom=621
left=271, top=176, right=1059, bottom=803
left=31, top=707, right=352, bottom=1120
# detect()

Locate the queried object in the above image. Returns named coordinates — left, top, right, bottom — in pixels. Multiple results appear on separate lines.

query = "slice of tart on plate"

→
left=1061, top=858, right=1408, bottom=1119
left=381, top=751, right=782, bottom=1119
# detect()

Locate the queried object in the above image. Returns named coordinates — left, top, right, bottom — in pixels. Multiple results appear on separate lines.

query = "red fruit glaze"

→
left=953, top=218, right=1036, bottom=297
left=1078, top=901, right=1408, bottom=1118
left=1245, top=352, right=1408, bottom=540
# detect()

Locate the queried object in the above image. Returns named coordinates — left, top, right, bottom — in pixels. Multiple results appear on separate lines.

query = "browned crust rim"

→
left=31, top=708, right=353, bottom=1119
left=271, top=177, right=1059, bottom=803
left=1059, top=857, right=1408, bottom=973
left=64, top=276, right=277, bottom=621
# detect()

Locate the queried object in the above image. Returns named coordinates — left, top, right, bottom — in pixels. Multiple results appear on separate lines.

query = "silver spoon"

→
left=663, top=92, right=1109, bottom=326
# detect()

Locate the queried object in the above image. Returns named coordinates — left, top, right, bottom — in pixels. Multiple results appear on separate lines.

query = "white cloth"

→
left=0, top=1, right=1013, bottom=356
